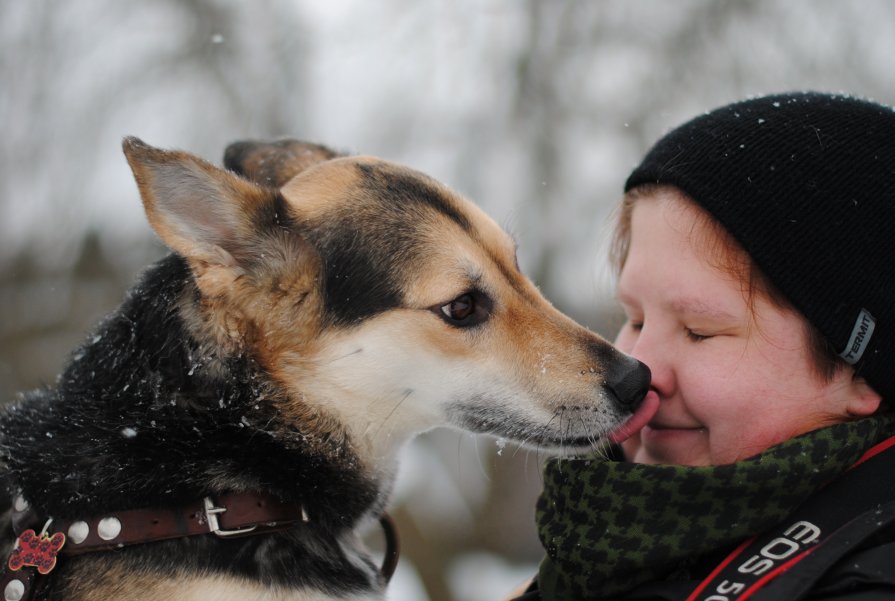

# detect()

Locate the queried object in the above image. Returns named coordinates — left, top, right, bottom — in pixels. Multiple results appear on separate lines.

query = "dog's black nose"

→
left=605, top=355, right=651, bottom=408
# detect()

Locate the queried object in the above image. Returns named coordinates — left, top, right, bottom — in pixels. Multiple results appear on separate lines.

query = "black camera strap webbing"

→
left=686, top=436, right=895, bottom=601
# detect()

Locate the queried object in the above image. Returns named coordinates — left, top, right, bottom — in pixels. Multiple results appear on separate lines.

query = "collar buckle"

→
left=202, top=497, right=258, bottom=538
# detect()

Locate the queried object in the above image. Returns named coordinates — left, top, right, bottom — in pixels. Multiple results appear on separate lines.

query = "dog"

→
left=0, top=138, right=651, bottom=600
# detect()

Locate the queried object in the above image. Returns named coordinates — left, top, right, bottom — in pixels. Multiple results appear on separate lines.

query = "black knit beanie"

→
left=625, top=92, right=895, bottom=400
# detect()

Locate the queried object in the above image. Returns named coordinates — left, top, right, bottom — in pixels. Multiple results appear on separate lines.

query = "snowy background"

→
left=2, top=1, right=894, bottom=599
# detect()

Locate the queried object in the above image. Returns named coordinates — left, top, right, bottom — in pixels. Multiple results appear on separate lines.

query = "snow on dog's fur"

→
left=0, top=138, right=650, bottom=600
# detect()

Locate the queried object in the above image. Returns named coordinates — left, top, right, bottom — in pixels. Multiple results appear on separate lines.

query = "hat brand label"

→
left=839, top=309, right=876, bottom=365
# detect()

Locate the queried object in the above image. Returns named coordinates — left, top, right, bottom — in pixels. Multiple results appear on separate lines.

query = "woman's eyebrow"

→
left=669, top=297, right=738, bottom=321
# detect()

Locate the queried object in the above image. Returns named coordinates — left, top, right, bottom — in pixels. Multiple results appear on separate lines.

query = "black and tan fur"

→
left=0, top=138, right=649, bottom=600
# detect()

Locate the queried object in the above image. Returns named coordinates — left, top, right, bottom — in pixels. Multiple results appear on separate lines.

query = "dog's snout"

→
left=605, top=355, right=651, bottom=409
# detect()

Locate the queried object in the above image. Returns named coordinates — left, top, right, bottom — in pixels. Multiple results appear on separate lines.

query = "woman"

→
left=514, top=92, right=895, bottom=600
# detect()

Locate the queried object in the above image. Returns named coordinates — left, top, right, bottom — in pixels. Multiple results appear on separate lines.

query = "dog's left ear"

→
left=223, top=139, right=344, bottom=188
left=122, top=136, right=284, bottom=269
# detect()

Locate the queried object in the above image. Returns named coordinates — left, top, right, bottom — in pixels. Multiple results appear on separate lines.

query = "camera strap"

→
left=686, top=436, right=895, bottom=601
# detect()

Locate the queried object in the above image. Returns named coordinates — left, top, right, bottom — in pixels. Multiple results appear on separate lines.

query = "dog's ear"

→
left=122, top=136, right=284, bottom=269
left=223, top=139, right=344, bottom=188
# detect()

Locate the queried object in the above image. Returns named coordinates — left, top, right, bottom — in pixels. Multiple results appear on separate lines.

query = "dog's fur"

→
left=0, top=138, right=648, bottom=600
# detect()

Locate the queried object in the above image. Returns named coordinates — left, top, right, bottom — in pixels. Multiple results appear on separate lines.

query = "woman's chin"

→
left=630, top=426, right=710, bottom=466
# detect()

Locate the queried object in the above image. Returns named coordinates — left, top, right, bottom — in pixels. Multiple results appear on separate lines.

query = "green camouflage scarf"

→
left=536, top=415, right=895, bottom=600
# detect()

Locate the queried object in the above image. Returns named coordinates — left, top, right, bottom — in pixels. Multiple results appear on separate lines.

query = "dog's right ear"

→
left=122, top=136, right=284, bottom=270
left=223, top=139, right=343, bottom=188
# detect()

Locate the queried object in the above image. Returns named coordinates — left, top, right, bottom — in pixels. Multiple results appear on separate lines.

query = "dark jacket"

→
left=517, top=422, right=895, bottom=601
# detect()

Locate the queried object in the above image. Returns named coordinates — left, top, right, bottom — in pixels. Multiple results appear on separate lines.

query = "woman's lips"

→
left=646, top=421, right=703, bottom=431
left=640, top=420, right=707, bottom=444
left=608, top=390, right=660, bottom=444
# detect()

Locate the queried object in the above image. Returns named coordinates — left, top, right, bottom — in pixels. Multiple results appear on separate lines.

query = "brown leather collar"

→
left=2, top=492, right=399, bottom=601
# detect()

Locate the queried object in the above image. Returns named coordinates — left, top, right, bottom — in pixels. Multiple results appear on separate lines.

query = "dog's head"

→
left=123, top=138, right=650, bottom=466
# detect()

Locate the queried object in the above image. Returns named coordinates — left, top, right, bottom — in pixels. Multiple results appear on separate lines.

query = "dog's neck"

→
left=0, top=255, right=391, bottom=533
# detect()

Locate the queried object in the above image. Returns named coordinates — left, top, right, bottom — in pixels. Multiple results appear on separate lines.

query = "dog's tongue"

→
left=608, top=391, right=659, bottom=444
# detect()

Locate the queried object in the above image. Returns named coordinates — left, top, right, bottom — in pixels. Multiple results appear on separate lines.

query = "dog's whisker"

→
left=559, top=406, right=569, bottom=457
left=456, top=432, right=464, bottom=482
left=575, top=412, right=594, bottom=452
left=320, top=348, right=363, bottom=366
left=531, top=410, right=560, bottom=469
left=472, top=434, right=492, bottom=483
left=370, top=388, right=413, bottom=440
left=584, top=417, right=605, bottom=455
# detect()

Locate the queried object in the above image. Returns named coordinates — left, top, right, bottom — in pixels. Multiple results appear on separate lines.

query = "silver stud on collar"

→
left=4, top=578, right=25, bottom=601
left=68, top=521, right=89, bottom=544
left=12, top=496, right=28, bottom=513
left=97, top=516, right=122, bottom=540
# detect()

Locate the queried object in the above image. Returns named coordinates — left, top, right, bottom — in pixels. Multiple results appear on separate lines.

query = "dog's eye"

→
left=434, top=291, right=491, bottom=327
left=442, top=294, right=475, bottom=321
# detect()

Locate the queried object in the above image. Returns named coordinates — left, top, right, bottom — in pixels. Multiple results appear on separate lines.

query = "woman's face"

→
left=615, top=188, right=880, bottom=466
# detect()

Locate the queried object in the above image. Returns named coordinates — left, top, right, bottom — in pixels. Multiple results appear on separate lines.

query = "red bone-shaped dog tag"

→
left=8, top=529, right=66, bottom=575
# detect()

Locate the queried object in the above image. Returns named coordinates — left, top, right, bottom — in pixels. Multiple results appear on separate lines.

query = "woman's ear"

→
left=845, top=377, right=882, bottom=417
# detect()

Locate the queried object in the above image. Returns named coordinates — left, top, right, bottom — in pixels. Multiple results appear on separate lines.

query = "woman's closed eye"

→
left=684, top=327, right=712, bottom=342
left=622, top=318, right=643, bottom=333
